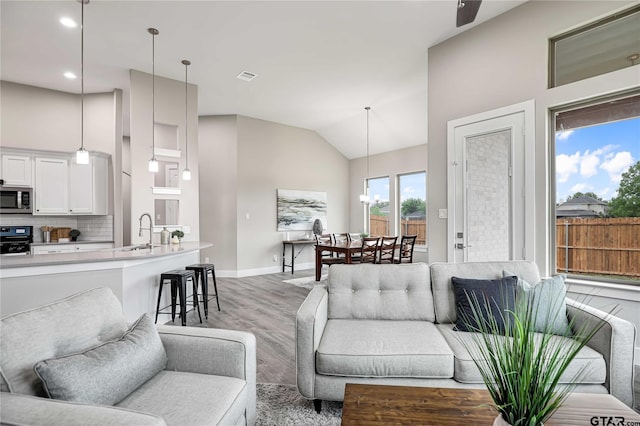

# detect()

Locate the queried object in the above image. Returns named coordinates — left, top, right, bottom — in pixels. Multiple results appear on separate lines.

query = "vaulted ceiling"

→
left=1, top=1, right=527, bottom=159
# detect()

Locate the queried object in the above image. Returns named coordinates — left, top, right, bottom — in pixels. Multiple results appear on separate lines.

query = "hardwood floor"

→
left=166, top=268, right=640, bottom=411
left=169, top=268, right=314, bottom=385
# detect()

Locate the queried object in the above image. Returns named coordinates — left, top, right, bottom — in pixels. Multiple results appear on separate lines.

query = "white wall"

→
left=426, top=0, right=638, bottom=269
left=0, top=81, right=123, bottom=244
left=349, top=144, right=428, bottom=263
left=426, top=0, right=640, bottom=356
left=129, top=70, right=199, bottom=245
left=199, top=115, right=350, bottom=276
left=198, top=115, right=239, bottom=273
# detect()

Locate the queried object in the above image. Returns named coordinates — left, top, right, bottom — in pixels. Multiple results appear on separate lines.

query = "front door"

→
left=447, top=101, right=535, bottom=263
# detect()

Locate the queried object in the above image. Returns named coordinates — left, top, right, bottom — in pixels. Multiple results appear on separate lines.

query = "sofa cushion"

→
left=503, top=271, right=573, bottom=336
left=34, top=313, right=167, bottom=406
left=436, top=323, right=606, bottom=384
left=430, top=261, right=541, bottom=324
left=117, top=370, right=247, bottom=426
left=0, top=287, right=128, bottom=396
left=503, top=271, right=572, bottom=336
left=451, top=276, right=517, bottom=334
left=327, top=263, right=434, bottom=321
left=316, top=319, right=453, bottom=378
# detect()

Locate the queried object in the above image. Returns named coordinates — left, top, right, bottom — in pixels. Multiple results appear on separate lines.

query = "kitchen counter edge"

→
left=0, top=242, right=212, bottom=269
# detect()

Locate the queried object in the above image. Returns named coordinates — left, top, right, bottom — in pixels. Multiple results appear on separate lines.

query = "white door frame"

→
left=446, top=100, right=536, bottom=263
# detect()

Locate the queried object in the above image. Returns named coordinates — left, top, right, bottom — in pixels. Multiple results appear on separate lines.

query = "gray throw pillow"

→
left=451, top=276, right=518, bottom=334
left=34, top=313, right=167, bottom=406
left=503, top=270, right=572, bottom=336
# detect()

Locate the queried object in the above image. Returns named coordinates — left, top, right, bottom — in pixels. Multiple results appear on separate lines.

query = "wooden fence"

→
left=370, top=215, right=427, bottom=245
left=556, top=217, right=640, bottom=278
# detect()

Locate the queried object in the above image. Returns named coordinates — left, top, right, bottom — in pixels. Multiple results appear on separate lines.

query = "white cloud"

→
left=600, top=151, right=634, bottom=183
left=556, top=152, right=580, bottom=183
left=579, top=150, right=600, bottom=178
left=570, top=183, right=592, bottom=193
left=597, top=187, right=611, bottom=200
left=556, top=130, right=574, bottom=141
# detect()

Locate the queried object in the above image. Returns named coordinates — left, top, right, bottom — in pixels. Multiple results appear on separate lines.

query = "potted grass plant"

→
left=455, top=287, right=613, bottom=426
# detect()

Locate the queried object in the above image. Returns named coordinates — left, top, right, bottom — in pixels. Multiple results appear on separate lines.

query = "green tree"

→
left=401, top=198, right=426, bottom=217
left=567, top=191, right=603, bottom=201
left=609, top=161, right=640, bottom=217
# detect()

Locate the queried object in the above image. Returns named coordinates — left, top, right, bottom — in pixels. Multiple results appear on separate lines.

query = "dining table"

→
left=314, top=240, right=363, bottom=281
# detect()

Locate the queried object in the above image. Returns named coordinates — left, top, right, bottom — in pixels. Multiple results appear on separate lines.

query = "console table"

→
left=341, top=383, right=640, bottom=425
left=282, top=239, right=315, bottom=274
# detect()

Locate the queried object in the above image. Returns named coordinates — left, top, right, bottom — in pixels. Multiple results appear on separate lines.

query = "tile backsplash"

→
left=1, top=214, right=113, bottom=242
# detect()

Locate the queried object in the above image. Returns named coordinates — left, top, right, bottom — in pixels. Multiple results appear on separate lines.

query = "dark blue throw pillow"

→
left=451, top=276, right=518, bottom=334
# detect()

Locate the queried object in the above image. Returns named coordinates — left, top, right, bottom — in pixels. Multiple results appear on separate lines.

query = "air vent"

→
left=236, top=71, right=257, bottom=82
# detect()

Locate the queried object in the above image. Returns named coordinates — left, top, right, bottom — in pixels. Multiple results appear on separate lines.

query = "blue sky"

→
left=367, top=172, right=426, bottom=204
left=555, top=117, right=640, bottom=203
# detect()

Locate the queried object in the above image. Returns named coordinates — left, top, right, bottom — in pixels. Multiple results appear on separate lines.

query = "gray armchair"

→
left=0, top=287, right=256, bottom=425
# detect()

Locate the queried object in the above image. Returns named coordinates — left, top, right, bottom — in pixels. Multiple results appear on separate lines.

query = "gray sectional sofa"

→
left=0, top=287, right=256, bottom=426
left=296, top=261, right=636, bottom=412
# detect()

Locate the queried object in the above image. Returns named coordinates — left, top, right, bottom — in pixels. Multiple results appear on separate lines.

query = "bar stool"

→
left=185, top=263, right=220, bottom=319
left=155, top=269, right=202, bottom=326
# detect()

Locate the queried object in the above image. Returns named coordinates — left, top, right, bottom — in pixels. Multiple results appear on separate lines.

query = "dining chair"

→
left=394, top=235, right=417, bottom=263
left=359, top=237, right=380, bottom=264
left=377, top=236, right=398, bottom=264
left=332, top=233, right=351, bottom=260
left=315, top=233, right=345, bottom=268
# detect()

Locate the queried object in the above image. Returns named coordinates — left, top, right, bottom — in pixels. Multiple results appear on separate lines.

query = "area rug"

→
left=282, top=274, right=327, bottom=290
left=256, top=383, right=342, bottom=425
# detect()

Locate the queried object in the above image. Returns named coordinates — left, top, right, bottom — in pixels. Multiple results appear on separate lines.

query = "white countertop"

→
left=31, top=240, right=114, bottom=246
left=0, top=241, right=212, bottom=269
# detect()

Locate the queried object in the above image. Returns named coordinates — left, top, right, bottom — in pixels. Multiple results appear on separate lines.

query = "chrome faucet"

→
left=138, top=213, right=153, bottom=247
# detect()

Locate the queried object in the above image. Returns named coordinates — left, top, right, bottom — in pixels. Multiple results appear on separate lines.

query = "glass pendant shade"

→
left=182, top=168, right=191, bottom=181
left=76, top=147, right=89, bottom=164
left=148, top=158, right=159, bottom=173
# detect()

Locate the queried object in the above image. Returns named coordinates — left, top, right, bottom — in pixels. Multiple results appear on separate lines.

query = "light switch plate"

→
left=438, top=209, right=448, bottom=219
left=182, top=225, right=191, bottom=234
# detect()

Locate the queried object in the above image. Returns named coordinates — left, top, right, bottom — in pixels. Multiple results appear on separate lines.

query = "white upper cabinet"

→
left=34, top=157, right=69, bottom=215
left=1, top=154, right=32, bottom=187
left=69, top=157, right=94, bottom=214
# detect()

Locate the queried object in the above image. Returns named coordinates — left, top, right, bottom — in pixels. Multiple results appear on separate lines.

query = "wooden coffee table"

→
left=341, top=383, right=640, bottom=425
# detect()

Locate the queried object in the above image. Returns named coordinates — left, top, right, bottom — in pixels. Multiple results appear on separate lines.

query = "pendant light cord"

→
left=151, top=30, right=155, bottom=160
left=365, top=106, right=371, bottom=195
left=80, top=0, right=84, bottom=151
left=184, top=61, right=188, bottom=165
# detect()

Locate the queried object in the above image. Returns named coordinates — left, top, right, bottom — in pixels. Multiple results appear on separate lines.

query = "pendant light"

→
left=148, top=27, right=159, bottom=173
left=75, top=0, right=89, bottom=165
left=181, top=59, right=191, bottom=181
left=359, top=106, right=371, bottom=205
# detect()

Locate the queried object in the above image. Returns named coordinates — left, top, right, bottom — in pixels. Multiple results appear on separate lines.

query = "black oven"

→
left=0, top=226, right=33, bottom=255
left=0, top=186, right=32, bottom=214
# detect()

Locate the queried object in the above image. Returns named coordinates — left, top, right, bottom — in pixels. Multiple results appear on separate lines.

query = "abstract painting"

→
left=277, top=189, right=327, bottom=231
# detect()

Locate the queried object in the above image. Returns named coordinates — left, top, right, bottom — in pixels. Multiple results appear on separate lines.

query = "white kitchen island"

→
left=0, top=242, right=212, bottom=322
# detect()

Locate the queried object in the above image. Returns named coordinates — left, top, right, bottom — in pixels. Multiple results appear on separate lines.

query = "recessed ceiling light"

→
left=64, top=71, right=77, bottom=79
left=237, top=71, right=257, bottom=82
left=60, top=17, right=77, bottom=28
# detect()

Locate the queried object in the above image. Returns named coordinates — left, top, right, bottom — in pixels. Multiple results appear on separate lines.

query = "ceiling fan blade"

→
left=456, top=0, right=482, bottom=27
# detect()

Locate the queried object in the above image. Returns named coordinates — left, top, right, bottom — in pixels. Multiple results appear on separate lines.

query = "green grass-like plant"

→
left=456, top=290, right=614, bottom=426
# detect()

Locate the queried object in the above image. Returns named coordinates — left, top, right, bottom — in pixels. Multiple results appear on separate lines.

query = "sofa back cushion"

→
left=327, top=263, right=435, bottom=321
left=0, top=287, right=128, bottom=396
left=430, top=261, right=540, bottom=324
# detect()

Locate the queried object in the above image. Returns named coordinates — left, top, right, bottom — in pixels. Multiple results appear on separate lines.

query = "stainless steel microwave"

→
left=0, top=186, right=32, bottom=214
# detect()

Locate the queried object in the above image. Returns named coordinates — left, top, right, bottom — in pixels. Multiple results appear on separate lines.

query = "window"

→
left=367, top=176, right=390, bottom=236
left=549, top=5, right=639, bottom=88
left=552, top=92, right=640, bottom=282
left=398, top=172, right=426, bottom=246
